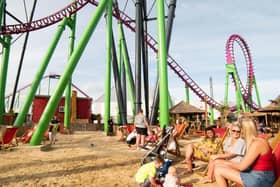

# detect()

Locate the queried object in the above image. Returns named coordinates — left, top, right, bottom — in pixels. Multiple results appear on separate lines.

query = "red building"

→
left=32, top=95, right=92, bottom=124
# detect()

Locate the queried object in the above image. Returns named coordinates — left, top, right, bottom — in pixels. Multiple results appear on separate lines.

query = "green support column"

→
left=0, top=36, right=11, bottom=124
left=14, top=18, right=68, bottom=127
left=185, top=85, right=190, bottom=104
left=0, top=0, right=4, bottom=29
left=115, top=22, right=122, bottom=125
left=30, top=0, right=109, bottom=145
left=120, top=25, right=135, bottom=115
left=65, top=13, right=76, bottom=129
left=233, top=71, right=245, bottom=113
left=225, top=63, right=245, bottom=114
left=253, top=77, right=262, bottom=107
left=104, top=0, right=113, bottom=133
left=156, top=0, right=169, bottom=128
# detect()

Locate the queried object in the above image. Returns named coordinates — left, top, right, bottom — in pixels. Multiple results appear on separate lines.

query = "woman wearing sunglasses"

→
left=201, top=122, right=246, bottom=183
left=214, top=117, right=275, bottom=187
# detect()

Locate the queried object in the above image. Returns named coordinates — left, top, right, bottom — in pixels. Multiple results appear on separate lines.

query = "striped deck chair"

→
left=0, top=126, right=18, bottom=149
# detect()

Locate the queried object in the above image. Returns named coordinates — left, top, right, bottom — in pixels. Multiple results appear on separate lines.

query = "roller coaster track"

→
left=0, top=0, right=97, bottom=35
left=226, top=34, right=259, bottom=110
left=1, top=0, right=259, bottom=111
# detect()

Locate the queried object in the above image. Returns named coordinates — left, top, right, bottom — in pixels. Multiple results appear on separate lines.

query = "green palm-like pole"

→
left=14, top=18, right=68, bottom=127
left=156, top=0, right=169, bottom=128
left=30, top=0, right=109, bottom=145
left=185, top=85, right=190, bottom=104
left=253, top=77, right=262, bottom=107
left=119, top=24, right=136, bottom=115
left=65, top=11, right=77, bottom=128
left=104, top=0, right=113, bottom=133
left=0, top=36, right=11, bottom=124
left=0, top=0, right=4, bottom=28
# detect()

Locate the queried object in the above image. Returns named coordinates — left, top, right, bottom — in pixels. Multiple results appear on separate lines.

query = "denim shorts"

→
left=240, top=169, right=275, bottom=187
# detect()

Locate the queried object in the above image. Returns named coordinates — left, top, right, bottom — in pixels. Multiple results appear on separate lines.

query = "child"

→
left=148, top=130, right=157, bottom=143
left=135, top=156, right=164, bottom=187
left=163, top=166, right=181, bottom=187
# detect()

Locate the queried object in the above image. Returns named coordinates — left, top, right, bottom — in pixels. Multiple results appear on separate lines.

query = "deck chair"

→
left=173, top=123, right=188, bottom=139
left=273, top=142, right=280, bottom=187
left=166, top=123, right=188, bottom=157
left=118, top=124, right=135, bottom=141
left=271, top=131, right=280, bottom=150
left=0, top=126, right=18, bottom=149
left=197, top=128, right=230, bottom=176
left=141, top=126, right=174, bottom=165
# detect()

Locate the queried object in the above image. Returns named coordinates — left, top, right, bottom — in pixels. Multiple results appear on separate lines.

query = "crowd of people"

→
left=131, top=109, right=277, bottom=187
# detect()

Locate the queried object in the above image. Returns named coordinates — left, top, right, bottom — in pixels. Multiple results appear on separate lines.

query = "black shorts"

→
left=136, top=127, right=148, bottom=136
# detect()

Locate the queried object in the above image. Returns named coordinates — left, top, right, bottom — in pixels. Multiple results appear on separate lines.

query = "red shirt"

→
left=252, top=146, right=274, bottom=171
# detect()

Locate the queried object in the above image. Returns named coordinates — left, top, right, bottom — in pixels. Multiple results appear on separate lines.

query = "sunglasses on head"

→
left=232, top=129, right=241, bottom=133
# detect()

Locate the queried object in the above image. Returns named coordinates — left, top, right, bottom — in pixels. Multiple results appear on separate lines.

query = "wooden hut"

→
left=169, top=101, right=205, bottom=130
left=257, top=95, right=280, bottom=131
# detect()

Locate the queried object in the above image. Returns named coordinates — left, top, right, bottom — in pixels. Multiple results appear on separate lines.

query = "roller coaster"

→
left=0, top=0, right=261, bottom=145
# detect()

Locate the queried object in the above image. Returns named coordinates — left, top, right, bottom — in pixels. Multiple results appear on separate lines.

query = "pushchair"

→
left=141, top=126, right=175, bottom=165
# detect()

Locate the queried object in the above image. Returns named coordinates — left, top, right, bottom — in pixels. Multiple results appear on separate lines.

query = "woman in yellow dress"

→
left=182, top=126, right=220, bottom=173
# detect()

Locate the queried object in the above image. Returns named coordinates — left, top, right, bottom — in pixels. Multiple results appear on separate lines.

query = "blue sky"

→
left=4, top=0, right=280, bottom=113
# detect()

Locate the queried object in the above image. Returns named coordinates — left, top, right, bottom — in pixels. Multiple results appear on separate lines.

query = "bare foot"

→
left=199, top=177, right=213, bottom=184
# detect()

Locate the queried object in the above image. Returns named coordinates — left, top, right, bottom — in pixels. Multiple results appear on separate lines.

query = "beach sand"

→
left=0, top=131, right=218, bottom=187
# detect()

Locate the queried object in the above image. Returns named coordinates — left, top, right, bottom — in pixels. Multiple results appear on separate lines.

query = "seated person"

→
left=135, top=156, right=164, bottom=187
left=146, top=130, right=157, bottom=143
left=201, top=122, right=246, bottom=183
left=163, top=166, right=182, bottom=187
left=182, top=126, right=220, bottom=173
left=214, top=117, right=275, bottom=187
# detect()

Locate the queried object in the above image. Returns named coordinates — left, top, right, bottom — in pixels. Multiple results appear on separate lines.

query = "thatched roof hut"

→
left=254, top=95, right=280, bottom=131
left=169, top=101, right=204, bottom=114
left=169, top=101, right=205, bottom=127
left=259, top=95, right=280, bottom=112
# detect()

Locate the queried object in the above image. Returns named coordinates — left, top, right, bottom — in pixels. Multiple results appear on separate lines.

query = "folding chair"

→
left=141, top=126, right=174, bottom=165
left=0, top=126, right=18, bottom=149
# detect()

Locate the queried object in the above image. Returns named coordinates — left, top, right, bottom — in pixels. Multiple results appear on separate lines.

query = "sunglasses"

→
left=232, top=129, right=241, bottom=133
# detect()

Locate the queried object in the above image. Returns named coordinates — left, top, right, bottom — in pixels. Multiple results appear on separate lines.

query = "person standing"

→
left=48, top=115, right=60, bottom=144
left=107, top=116, right=114, bottom=136
left=134, top=108, right=150, bottom=150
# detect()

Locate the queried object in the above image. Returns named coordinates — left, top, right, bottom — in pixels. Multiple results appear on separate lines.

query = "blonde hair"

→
left=239, top=117, right=258, bottom=149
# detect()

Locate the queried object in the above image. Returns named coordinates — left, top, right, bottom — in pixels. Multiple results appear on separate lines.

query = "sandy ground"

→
left=0, top=131, right=218, bottom=187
